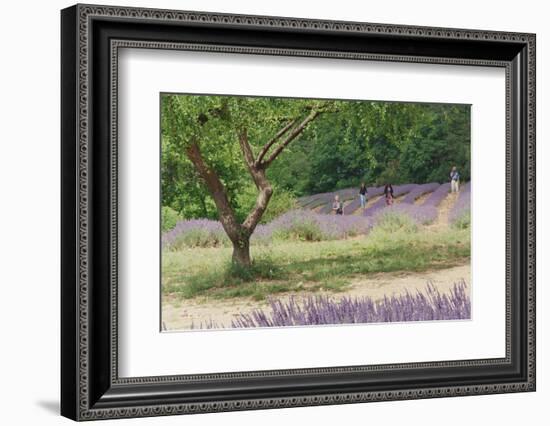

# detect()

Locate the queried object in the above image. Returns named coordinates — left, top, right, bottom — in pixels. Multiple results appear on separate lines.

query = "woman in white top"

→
left=450, top=166, right=460, bottom=193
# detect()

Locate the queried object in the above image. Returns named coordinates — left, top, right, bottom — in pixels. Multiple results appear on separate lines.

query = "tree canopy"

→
left=161, top=95, right=470, bottom=222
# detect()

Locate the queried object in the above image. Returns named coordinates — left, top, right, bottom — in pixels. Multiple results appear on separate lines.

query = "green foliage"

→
left=161, top=94, right=471, bottom=221
left=234, top=184, right=297, bottom=224
left=374, top=159, right=403, bottom=186
left=161, top=206, right=182, bottom=232
left=161, top=94, right=332, bottom=219
left=399, top=105, right=471, bottom=183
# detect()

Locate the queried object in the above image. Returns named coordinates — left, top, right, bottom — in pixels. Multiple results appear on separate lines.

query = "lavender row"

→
left=317, top=188, right=358, bottom=214
left=421, top=182, right=451, bottom=207
left=298, top=188, right=356, bottom=209
left=162, top=218, right=228, bottom=248
left=401, top=182, right=440, bottom=204
left=163, top=209, right=373, bottom=249
left=302, top=194, right=333, bottom=210
left=300, top=182, right=441, bottom=214
left=345, top=186, right=386, bottom=214
left=254, top=209, right=372, bottom=242
left=371, top=204, right=438, bottom=226
left=449, top=182, right=471, bottom=225
left=298, top=192, right=334, bottom=208
left=230, top=281, right=470, bottom=328
left=363, top=184, right=417, bottom=217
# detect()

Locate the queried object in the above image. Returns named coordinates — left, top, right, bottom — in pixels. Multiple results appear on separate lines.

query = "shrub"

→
left=257, top=210, right=372, bottom=242
left=173, top=228, right=223, bottom=249
left=161, top=206, right=182, bottom=232
left=163, top=219, right=229, bottom=249
left=373, top=210, right=418, bottom=233
left=272, top=216, right=325, bottom=242
left=162, top=209, right=373, bottom=250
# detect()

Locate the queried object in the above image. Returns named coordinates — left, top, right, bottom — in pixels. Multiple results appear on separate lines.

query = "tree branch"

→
left=255, top=118, right=298, bottom=166
left=184, top=141, right=242, bottom=241
left=241, top=181, right=273, bottom=233
left=237, top=129, right=273, bottom=233
left=260, top=110, right=321, bottom=168
left=238, top=128, right=256, bottom=170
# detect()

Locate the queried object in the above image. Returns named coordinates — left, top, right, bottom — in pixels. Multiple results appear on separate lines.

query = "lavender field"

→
left=162, top=181, right=472, bottom=331
left=163, top=182, right=462, bottom=249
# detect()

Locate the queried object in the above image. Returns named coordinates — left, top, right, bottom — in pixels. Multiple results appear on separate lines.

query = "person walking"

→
left=359, top=182, right=368, bottom=209
left=384, top=183, right=394, bottom=206
left=332, top=194, right=344, bottom=215
left=450, top=166, right=460, bottom=193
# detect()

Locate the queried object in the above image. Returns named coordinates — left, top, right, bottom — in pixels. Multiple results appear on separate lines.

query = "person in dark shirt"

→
left=384, top=183, right=394, bottom=206
left=359, top=182, right=368, bottom=209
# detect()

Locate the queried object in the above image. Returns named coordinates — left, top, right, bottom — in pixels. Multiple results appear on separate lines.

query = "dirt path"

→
left=426, top=192, right=459, bottom=231
left=414, top=191, right=432, bottom=205
left=162, top=263, right=470, bottom=331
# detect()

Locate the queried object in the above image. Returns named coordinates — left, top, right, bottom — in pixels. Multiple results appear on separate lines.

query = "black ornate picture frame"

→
left=61, top=4, right=536, bottom=421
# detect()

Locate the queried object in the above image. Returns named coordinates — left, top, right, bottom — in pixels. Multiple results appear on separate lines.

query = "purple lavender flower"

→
left=317, top=188, right=357, bottom=214
left=421, top=182, right=451, bottom=207
left=372, top=204, right=438, bottom=225
left=298, top=192, right=334, bottom=208
left=345, top=186, right=386, bottom=214
left=162, top=218, right=229, bottom=249
left=402, top=182, right=440, bottom=203
left=163, top=209, right=373, bottom=249
left=449, top=182, right=471, bottom=226
left=231, top=281, right=470, bottom=328
left=256, top=209, right=372, bottom=241
left=363, top=184, right=417, bottom=217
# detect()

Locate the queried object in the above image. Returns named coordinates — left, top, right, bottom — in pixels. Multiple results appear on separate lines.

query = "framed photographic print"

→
left=61, top=4, right=536, bottom=421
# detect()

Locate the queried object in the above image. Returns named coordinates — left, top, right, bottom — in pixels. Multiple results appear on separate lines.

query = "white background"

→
left=0, top=0, right=547, bottom=425
left=119, top=49, right=505, bottom=376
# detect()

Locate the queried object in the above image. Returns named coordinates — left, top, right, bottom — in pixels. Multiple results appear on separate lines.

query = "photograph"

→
left=56, top=3, right=536, bottom=420
left=160, top=94, right=472, bottom=331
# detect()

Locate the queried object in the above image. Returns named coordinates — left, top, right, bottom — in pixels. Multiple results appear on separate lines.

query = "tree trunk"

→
left=179, top=108, right=323, bottom=269
left=231, top=237, right=251, bottom=267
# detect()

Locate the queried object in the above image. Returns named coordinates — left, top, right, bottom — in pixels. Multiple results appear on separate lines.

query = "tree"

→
left=162, top=95, right=333, bottom=266
left=399, top=105, right=471, bottom=183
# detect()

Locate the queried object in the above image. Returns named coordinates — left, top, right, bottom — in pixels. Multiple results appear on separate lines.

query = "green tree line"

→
left=162, top=95, right=470, bottom=223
